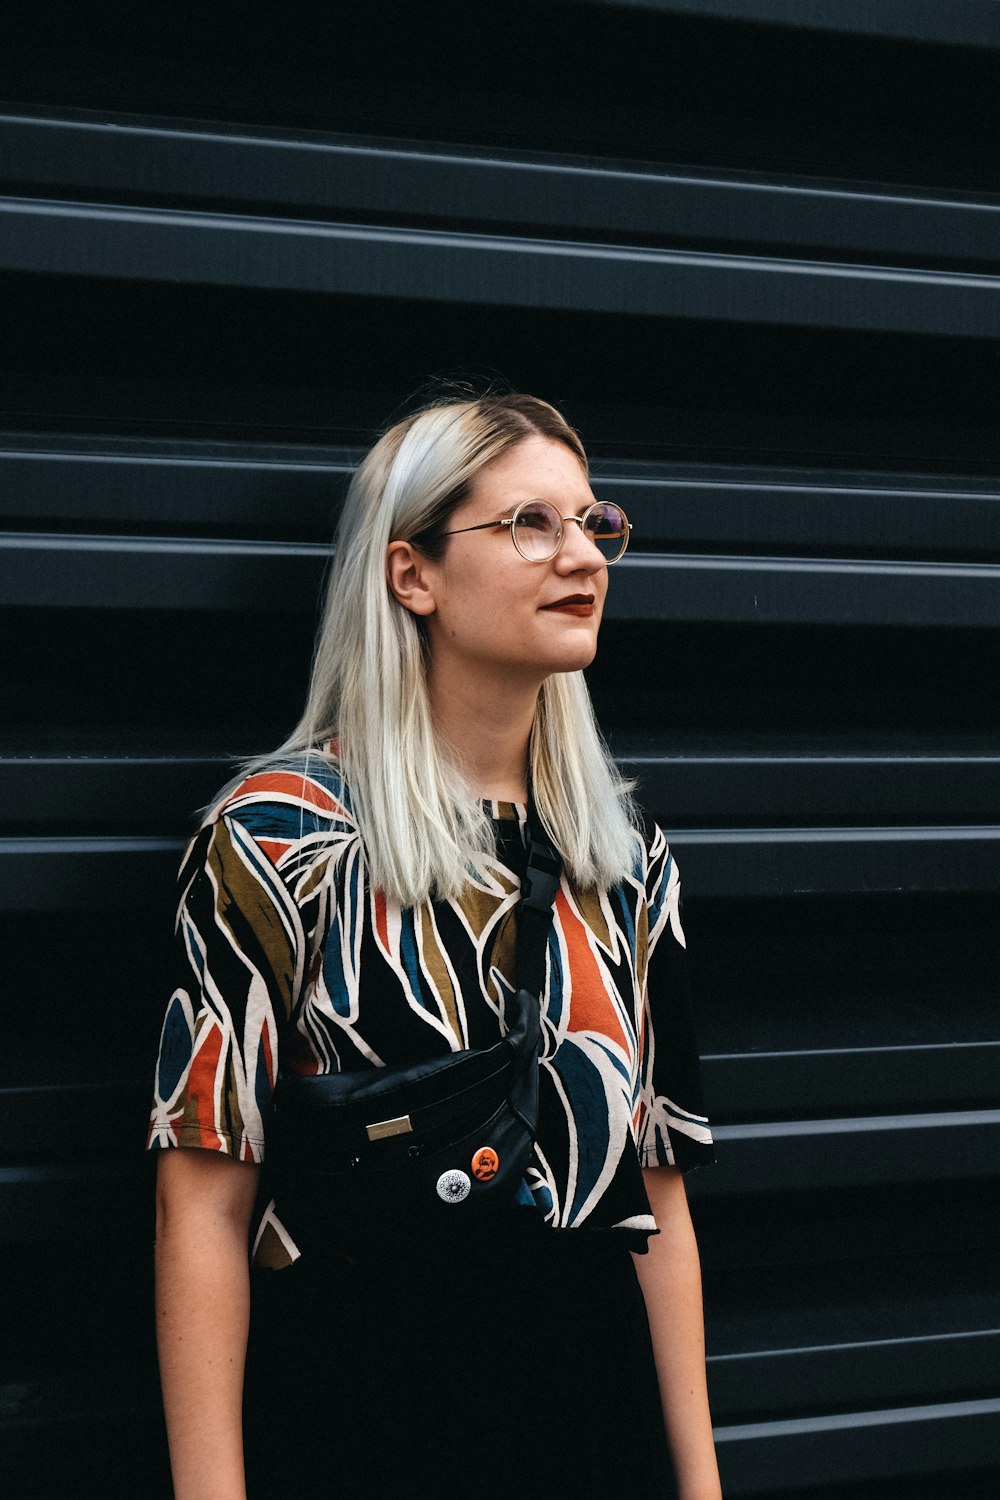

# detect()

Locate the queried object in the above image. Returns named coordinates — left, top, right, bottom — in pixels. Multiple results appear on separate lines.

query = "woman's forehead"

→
left=464, top=437, right=592, bottom=515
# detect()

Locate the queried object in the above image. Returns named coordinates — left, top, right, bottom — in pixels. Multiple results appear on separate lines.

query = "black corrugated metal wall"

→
left=1, top=2, right=998, bottom=1495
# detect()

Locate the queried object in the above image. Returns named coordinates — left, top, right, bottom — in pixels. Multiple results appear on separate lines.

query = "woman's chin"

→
left=544, top=640, right=600, bottom=676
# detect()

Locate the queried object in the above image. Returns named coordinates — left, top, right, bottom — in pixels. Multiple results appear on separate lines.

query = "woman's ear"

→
left=386, top=540, right=437, bottom=616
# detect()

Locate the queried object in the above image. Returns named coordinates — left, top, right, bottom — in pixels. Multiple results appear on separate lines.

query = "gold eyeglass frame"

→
left=436, top=498, right=632, bottom=564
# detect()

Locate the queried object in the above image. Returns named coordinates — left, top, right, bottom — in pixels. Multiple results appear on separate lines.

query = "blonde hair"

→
left=260, top=393, right=639, bottom=905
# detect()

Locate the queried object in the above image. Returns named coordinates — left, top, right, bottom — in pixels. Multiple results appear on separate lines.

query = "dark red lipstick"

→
left=541, top=594, right=595, bottom=617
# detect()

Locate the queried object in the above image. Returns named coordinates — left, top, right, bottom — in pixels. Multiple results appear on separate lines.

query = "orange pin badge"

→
left=471, top=1146, right=499, bottom=1181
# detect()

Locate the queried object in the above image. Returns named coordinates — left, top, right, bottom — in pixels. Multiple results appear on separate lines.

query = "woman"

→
left=149, top=392, right=721, bottom=1500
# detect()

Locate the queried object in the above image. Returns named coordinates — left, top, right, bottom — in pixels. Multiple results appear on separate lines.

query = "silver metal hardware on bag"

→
left=366, top=1114, right=413, bottom=1142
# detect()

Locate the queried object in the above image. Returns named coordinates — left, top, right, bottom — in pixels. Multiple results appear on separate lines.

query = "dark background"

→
left=0, top=1, right=998, bottom=1494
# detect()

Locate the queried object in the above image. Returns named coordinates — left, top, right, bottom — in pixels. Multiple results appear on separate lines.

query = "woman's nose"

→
left=557, top=516, right=606, bottom=573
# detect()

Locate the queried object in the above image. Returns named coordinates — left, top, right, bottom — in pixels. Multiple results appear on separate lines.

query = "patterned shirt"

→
left=146, top=750, right=714, bottom=1268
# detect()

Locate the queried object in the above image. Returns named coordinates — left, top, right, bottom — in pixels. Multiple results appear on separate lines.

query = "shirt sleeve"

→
left=145, top=753, right=357, bottom=1162
left=636, top=823, right=715, bottom=1173
left=145, top=806, right=306, bottom=1162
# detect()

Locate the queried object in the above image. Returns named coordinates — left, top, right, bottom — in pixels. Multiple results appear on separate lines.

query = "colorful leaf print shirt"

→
left=146, top=751, right=714, bottom=1268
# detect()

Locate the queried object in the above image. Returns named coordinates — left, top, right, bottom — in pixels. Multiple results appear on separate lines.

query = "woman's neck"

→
left=428, top=664, right=538, bottom=802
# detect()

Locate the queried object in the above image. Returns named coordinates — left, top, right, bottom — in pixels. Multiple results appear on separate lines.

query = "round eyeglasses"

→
left=436, top=499, right=631, bottom=564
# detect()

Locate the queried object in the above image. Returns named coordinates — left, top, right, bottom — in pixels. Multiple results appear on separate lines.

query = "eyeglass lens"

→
left=511, top=501, right=628, bottom=562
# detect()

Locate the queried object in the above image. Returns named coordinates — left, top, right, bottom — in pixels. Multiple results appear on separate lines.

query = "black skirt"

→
left=244, top=1226, right=676, bottom=1500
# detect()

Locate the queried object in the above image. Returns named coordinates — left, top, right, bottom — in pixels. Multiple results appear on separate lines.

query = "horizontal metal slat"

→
left=0, top=838, right=180, bottom=911
left=0, top=753, right=232, bottom=828
left=690, top=1109, right=1000, bottom=1197
left=0, top=532, right=324, bottom=610
left=594, top=463, right=1000, bottom=561
left=5, top=533, right=1000, bottom=626
left=7, top=438, right=1000, bottom=560
left=3, top=196, right=1000, bottom=338
left=714, top=1397, right=1000, bottom=1495
left=4, top=826, right=1000, bottom=909
left=5, top=741, right=1000, bottom=828
left=3, top=110, right=999, bottom=269
left=702, top=1043, right=1000, bottom=1122
left=576, top=0, right=1000, bottom=49
left=6, top=1047, right=999, bottom=1157
left=670, top=825, right=1000, bottom=895
left=708, top=1328, right=1000, bottom=1423
left=613, top=552, right=1000, bottom=627
left=0, top=437, right=351, bottom=535
left=0, top=1163, right=147, bottom=1244
left=622, top=745, right=1000, bottom=824
left=0, top=753, right=231, bottom=827
left=8, top=439, right=1000, bottom=564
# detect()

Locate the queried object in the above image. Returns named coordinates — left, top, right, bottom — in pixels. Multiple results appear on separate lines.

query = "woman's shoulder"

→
left=627, top=800, right=666, bottom=860
left=627, top=801, right=679, bottom=898
left=201, top=743, right=356, bottom=846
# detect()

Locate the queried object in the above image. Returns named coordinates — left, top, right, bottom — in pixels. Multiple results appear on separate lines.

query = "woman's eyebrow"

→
left=508, top=496, right=597, bottom=515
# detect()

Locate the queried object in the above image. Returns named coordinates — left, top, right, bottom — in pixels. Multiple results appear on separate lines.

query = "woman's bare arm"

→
left=633, top=1164, right=723, bottom=1500
left=155, top=1149, right=261, bottom=1500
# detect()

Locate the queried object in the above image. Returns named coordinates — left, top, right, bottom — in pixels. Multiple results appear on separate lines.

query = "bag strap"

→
left=514, top=784, right=562, bottom=1001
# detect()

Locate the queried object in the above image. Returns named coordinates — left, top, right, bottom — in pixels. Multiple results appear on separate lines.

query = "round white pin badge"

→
left=435, top=1169, right=472, bottom=1204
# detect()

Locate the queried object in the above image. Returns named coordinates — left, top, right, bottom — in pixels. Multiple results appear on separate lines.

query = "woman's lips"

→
left=541, top=599, right=595, bottom=617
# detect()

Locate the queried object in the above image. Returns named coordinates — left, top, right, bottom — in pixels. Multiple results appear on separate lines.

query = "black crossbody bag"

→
left=267, top=801, right=562, bottom=1246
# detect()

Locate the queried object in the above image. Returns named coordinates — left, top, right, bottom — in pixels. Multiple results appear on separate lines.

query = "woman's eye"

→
left=585, top=507, right=622, bottom=538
